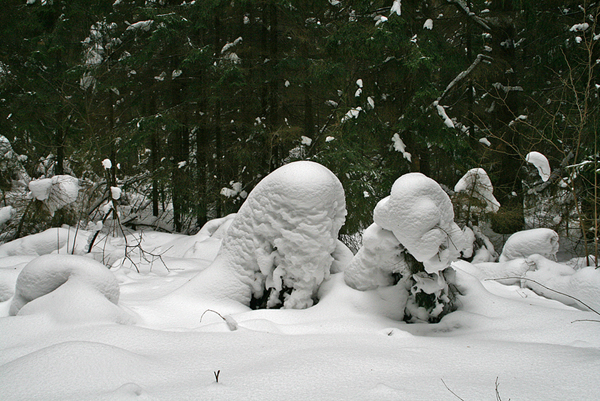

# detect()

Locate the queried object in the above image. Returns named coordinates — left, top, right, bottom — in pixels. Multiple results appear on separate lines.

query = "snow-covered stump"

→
left=9, top=254, right=133, bottom=324
left=345, top=173, right=465, bottom=322
left=183, top=161, right=347, bottom=309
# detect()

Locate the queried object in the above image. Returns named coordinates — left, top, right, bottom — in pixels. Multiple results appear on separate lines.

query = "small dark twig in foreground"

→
left=214, top=370, right=220, bottom=383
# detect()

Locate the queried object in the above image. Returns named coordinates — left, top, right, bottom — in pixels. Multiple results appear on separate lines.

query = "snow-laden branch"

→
left=445, top=0, right=492, bottom=31
left=436, top=54, right=493, bottom=104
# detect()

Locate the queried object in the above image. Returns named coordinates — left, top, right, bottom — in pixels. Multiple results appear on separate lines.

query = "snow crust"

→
left=499, top=228, right=559, bottom=262
left=183, top=161, right=346, bottom=309
left=454, top=168, right=500, bottom=213
left=374, top=173, right=464, bottom=273
left=525, top=151, right=551, bottom=182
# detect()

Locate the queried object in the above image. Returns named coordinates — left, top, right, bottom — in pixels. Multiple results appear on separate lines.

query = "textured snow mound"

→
left=454, top=168, right=500, bottom=213
left=9, top=254, right=120, bottom=317
left=186, top=161, right=346, bottom=309
left=499, top=228, right=559, bottom=262
left=344, top=223, right=408, bottom=291
left=374, top=173, right=464, bottom=273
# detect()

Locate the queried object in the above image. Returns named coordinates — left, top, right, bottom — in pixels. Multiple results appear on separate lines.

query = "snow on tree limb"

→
left=445, top=0, right=491, bottom=31
left=436, top=54, right=493, bottom=104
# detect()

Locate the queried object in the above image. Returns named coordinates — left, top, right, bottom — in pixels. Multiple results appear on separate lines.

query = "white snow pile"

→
left=182, top=161, right=346, bottom=309
left=28, top=175, right=80, bottom=215
left=374, top=173, right=465, bottom=273
left=499, top=228, right=559, bottom=262
left=0, top=206, right=15, bottom=228
left=344, top=223, right=408, bottom=291
left=9, top=254, right=132, bottom=324
left=454, top=168, right=500, bottom=213
left=525, top=151, right=551, bottom=182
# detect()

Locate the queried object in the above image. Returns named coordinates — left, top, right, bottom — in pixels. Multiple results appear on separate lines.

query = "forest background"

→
left=0, top=0, right=598, bottom=261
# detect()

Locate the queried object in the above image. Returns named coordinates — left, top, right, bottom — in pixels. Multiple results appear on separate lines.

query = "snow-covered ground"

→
left=1, top=224, right=599, bottom=401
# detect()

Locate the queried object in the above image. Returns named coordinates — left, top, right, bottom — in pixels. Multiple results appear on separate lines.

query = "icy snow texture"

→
left=344, top=223, right=409, bottom=291
left=526, top=151, right=551, bottom=182
left=374, top=173, right=464, bottom=273
left=454, top=168, right=500, bottom=213
left=499, top=228, right=559, bottom=262
left=185, top=161, right=346, bottom=309
left=9, top=254, right=129, bottom=323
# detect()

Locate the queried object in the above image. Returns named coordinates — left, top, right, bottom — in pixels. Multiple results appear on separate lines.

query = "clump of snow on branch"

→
left=28, top=175, right=80, bottom=216
left=499, top=228, right=559, bottom=262
left=423, top=19, right=433, bottom=30
left=454, top=168, right=500, bottom=213
left=391, top=133, right=412, bottom=162
left=433, top=101, right=455, bottom=128
left=390, top=0, right=401, bottom=16
left=126, top=20, right=153, bottom=32
left=479, top=137, right=491, bottom=147
left=341, top=107, right=362, bottom=123
left=102, top=159, right=112, bottom=170
left=374, top=173, right=465, bottom=273
left=526, top=151, right=551, bottom=182
left=301, top=136, right=312, bottom=146
left=220, top=181, right=246, bottom=199
left=0, top=206, right=15, bottom=228
left=110, top=186, right=122, bottom=200
left=184, top=161, right=347, bottom=310
left=570, top=23, right=589, bottom=32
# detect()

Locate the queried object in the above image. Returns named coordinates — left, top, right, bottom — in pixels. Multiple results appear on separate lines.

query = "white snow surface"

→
left=374, top=173, right=465, bottom=273
left=526, top=151, right=551, bottom=182
left=454, top=168, right=500, bottom=213
left=499, top=228, right=559, bottom=262
left=1, top=218, right=600, bottom=400
left=344, top=223, right=408, bottom=291
left=182, top=161, right=347, bottom=310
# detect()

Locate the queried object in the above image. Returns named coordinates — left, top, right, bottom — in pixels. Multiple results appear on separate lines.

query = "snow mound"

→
left=0, top=227, right=82, bottom=257
left=9, top=254, right=128, bottom=323
left=183, top=161, right=346, bottom=309
left=455, top=258, right=534, bottom=285
left=499, top=228, right=559, bottom=262
left=344, top=223, right=409, bottom=291
left=374, top=173, right=464, bottom=273
left=523, top=254, right=600, bottom=312
left=454, top=168, right=500, bottom=213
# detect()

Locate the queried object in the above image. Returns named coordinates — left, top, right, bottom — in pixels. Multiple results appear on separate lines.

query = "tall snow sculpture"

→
left=184, top=161, right=347, bottom=309
left=374, top=173, right=465, bottom=273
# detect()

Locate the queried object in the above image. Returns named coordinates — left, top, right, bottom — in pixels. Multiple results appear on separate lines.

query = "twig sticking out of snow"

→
left=488, top=277, right=600, bottom=317
left=200, top=309, right=239, bottom=331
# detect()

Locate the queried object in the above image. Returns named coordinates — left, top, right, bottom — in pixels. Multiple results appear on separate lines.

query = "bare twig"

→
left=441, top=379, right=466, bottom=401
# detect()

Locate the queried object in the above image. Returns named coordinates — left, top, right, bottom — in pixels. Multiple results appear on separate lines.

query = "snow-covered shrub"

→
left=344, top=223, right=412, bottom=291
left=184, top=161, right=347, bottom=309
left=374, top=172, right=465, bottom=273
left=9, top=254, right=130, bottom=323
left=345, top=173, right=465, bottom=322
left=459, top=225, right=498, bottom=263
left=28, top=175, right=80, bottom=216
left=499, top=228, right=559, bottom=262
left=0, top=135, right=30, bottom=190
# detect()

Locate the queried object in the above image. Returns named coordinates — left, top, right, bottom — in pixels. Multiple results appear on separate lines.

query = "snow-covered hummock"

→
left=344, top=223, right=409, bottom=291
left=454, top=168, right=500, bottom=213
left=9, top=254, right=132, bottom=324
left=374, top=173, right=465, bottom=273
left=28, top=175, right=80, bottom=215
left=499, top=228, right=559, bottom=262
left=525, top=151, right=551, bottom=182
left=182, top=161, right=346, bottom=309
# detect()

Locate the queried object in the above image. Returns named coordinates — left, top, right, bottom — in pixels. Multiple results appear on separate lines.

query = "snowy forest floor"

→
left=0, top=227, right=599, bottom=401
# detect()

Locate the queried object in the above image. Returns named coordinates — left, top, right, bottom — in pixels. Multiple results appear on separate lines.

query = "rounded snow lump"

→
left=9, top=254, right=120, bottom=316
left=499, top=228, right=559, bottom=262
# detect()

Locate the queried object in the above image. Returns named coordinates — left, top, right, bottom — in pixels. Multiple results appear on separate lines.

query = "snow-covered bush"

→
left=459, top=225, right=497, bottom=263
left=184, top=161, right=347, bottom=309
left=374, top=172, right=465, bottom=273
left=453, top=168, right=500, bottom=217
left=9, top=254, right=131, bottom=323
left=499, top=228, right=559, bottom=262
left=28, top=175, right=80, bottom=216
left=345, top=173, right=465, bottom=322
